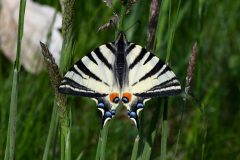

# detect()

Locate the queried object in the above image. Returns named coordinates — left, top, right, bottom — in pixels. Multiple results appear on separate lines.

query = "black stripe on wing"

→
left=150, top=78, right=181, bottom=91
left=134, top=76, right=181, bottom=97
left=70, top=66, right=86, bottom=79
left=59, top=77, right=107, bottom=97
left=105, top=43, right=116, bottom=53
left=126, top=43, right=136, bottom=55
left=94, top=48, right=112, bottom=70
left=134, top=59, right=165, bottom=84
left=76, top=60, right=103, bottom=83
left=156, top=65, right=171, bottom=78
left=129, top=48, right=148, bottom=69
left=87, top=52, right=98, bottom=65
left=143, top=52, right=154, bottom=65
left=134, top=87, right=181, bottom=97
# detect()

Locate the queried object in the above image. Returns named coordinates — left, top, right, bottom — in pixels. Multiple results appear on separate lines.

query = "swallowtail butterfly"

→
left=59, top=32, right=181, bottom=128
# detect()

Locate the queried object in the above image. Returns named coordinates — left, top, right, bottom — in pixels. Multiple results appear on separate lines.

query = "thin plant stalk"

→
left=173, top=102, right=184, bottom=158
left=142, top=101, right=162, bottom=160
left=40, top=42, right=67, bottom=160
left=174, top=42, right=198, bottom=158
left=59, top=1, right=75, bottom=159
left=42, top=100, right=59, bottom=160
left=4, top=0, right=26, bottom=160
left=42, top=8, right=60, bottom=160
left=96, top=122, right=110, bottom=160
left=160, top=99, right=168, bottom=160
left=100, top=122, right=110, bottom=160
left=156, top=0, right=170, bottom=51
left=142, top=143, right=151, bottom=160
left=160, top=0, right=182, bottom=159
left=76, top=152, right=84, bottom=160
left=166, top=0, right=182, bottom=62
left=65, top=108, right=72, bottom=160
left=95, top=134, right=102, bottom=160
left=131, top=135, right=140, bottom=160
left=141, top=0, right=161, bottom=159
left=118, top=6, right=126, bottom=32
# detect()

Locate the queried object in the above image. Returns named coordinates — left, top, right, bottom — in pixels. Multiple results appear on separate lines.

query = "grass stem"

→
left=160, top=98, right=168, bottom=160
left=100, top=122, right=110, bottom=160
left=58, top=1, right=75, bottom=159
left=42, top=100, right=59, bottom=160
left=95, top=134, right=102, bottom=160
left=4, top=0, right=26, bottom=160
left=131, top=135, right=140, bottom=160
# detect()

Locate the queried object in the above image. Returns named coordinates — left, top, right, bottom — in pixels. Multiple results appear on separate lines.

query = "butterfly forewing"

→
left=126, top=44, right=181, bottom=97
left=59, top=43, right=116, bottom=97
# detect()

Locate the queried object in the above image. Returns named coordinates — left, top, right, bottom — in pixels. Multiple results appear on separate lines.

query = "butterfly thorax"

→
left=114, top=32, right=129, bottom=92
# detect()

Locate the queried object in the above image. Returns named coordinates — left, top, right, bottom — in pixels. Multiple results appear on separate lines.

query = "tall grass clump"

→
left=123, top=0, right=184, bottom=159
left=141, top=0, right=161, bottom=159
left=160, top=0, right=182, bottom=160
left=58, top=0, right=76, bottom=157
left=4, top=0, right=26, bottom=160
left=40, top=1, right=75, bottom=160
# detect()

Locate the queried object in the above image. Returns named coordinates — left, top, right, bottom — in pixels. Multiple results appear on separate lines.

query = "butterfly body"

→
left=59, top=32, right=181, bottom=128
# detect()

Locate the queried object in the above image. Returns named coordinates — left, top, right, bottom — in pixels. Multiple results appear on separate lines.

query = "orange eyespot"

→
left=109, top=92, right=120, bottom=103
left=122, top=92, right=132, bottom=103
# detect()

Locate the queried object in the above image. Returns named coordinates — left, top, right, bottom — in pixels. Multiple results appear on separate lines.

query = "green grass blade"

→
left=156, top=0, right=170, bottom=51
left=76, top=151, right=84, bottom=160
left=142, top=104, right=161, bottom=160
left=100, top=122, right=110, bottom=160
left=173, top=102, right=184, bottom=158
left=58, top=1, right=75, bottom=160
left=160, top=99, right=168, bottom=160
left=42, top=100, right=59, bottom=160
left=65, top=108, right=72, bottom=160
left=142, top=142, right=151, bottom=160
left=15, top=0, right=27, bottom=71
left=4, top=0, right=26, bottom=160
left=4, top=69, right=18, bottom=160
left=131, top=135, right=140, bottom=160
left=166, top=0, right=182, bottom=62
left=95, top=122, right=110, bottom=160
left=160, top=0, right=182, bottom=159
left=61, top=128, right=65, bottom=160
left=59, top=108, right=71, bottom=160
left=95, top=134, right=102, bottom=160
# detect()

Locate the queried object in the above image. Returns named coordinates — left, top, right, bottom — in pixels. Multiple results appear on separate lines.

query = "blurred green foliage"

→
left=1, top=0, right=240, bottom=159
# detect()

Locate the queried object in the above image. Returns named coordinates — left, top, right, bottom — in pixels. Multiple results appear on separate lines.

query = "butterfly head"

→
left=116, top=31, right=128, bottom=46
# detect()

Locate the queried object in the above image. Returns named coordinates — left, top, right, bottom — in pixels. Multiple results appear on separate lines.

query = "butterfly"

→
left=58, top=32, right=181, bottom=128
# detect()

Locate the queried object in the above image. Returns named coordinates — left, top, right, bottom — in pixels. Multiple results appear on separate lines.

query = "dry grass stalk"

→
left=98, top=13, right=119, bottom=32
left=185, top=42, right=197, bottom=96
left=147, top=0, right=160, bottom=50
left=40, top=42, right=67, bottom=117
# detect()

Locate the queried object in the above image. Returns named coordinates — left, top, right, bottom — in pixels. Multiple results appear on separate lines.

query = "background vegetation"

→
left=1, top=0, right=240, bottom=159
